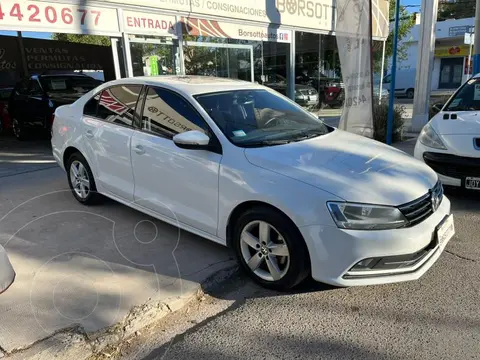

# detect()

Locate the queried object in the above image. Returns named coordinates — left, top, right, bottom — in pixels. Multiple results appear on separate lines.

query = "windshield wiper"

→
left=290, top=129, right=327, bottom=142
left=241, top=139, right=293, bottom=148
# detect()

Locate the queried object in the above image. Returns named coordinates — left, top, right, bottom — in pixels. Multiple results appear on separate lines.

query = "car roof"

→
left=106, top=76, right=265, bottom=95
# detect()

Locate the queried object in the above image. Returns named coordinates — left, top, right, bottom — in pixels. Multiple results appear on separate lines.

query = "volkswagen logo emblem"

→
left=431, top=192, right=440, bottom=212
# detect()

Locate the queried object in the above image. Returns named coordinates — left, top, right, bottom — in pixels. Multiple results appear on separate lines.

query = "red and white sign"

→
left=182, top=17, right=291, bottom=43
left=123, top=10, right=177, bottom=36
left=0, top=0, right=120, bottom=34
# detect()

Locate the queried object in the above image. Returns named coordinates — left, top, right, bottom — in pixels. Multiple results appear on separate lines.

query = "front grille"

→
left=423, top=152, right=480, bottom=178
left=398, top=181, right=443, bottom=227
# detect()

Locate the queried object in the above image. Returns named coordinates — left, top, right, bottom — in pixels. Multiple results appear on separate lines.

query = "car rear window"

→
left=40, top=76, right=102, bottom=95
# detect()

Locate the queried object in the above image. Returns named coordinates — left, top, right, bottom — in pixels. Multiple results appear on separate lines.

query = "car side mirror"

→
left=0, top=245, right=15, bottom=295
left=432, top=103, right=444, bottom=113
left=173, top=130, right=210, bottom=149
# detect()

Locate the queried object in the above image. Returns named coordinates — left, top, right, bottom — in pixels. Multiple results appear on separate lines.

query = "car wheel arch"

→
left=226, top=201, right=304, bottom=248
left=63, top=146, right=82, bottom=170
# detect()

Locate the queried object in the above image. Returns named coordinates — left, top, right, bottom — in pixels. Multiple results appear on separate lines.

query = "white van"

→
left=382, top=68, right=416, bottom=99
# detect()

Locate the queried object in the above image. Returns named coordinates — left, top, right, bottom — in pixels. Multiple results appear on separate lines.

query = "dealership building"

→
left=0, top=0, right=388, bottom=102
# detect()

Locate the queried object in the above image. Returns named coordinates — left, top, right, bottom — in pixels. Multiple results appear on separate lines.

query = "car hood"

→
left=434, top=112, right=480, bottom=135
left=244, top=130, right=438, bottom=205
left=0, top=245, right=15, bottom=294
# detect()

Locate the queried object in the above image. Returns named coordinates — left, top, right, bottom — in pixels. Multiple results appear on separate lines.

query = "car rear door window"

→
left=96, top=85, right=142, bottom=127
left=141, top=87, right=208, bottom=138
left=83, top=93, right=100, bottom=117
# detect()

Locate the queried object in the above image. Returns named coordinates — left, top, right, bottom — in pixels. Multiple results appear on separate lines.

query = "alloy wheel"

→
left=69, top=160, right=90, bottom=199
left=240, top=220, right=290, bottom=282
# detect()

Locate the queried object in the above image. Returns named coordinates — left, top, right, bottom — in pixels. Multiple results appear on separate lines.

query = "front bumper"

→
left=300, top=196, right=451, bottom=286
left=414, top=141, right=480, bottom=187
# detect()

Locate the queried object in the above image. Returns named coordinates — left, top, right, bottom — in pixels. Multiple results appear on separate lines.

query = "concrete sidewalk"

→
left=393, top=136, right=417, bottom=156
left=0, top=150, right=235, bottom=359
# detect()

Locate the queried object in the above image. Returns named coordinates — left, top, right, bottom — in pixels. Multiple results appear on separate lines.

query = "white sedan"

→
left=51, top=76, right=454, bottom=290
left=415, top=76, right=480, bottom=191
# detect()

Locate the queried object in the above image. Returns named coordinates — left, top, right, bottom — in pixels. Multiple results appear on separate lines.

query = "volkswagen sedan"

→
left=51, top=76, right=454, bottom=290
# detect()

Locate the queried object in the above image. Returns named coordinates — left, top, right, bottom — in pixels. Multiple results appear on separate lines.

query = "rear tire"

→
left=232, top=206, right=310, bottom=291
left=66, top=152, right=102, bottom=205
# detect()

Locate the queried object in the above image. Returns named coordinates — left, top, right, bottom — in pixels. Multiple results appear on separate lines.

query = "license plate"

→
left=309, top=95, right=317, bottom=101
left=436, top=214, right=455, bottom=247
left=465, top=177, right=480, bottom=190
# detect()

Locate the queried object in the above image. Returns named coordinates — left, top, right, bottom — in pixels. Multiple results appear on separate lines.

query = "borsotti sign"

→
left=182, top=17, right=291, bottom=43
left=98, top=0, right=390, bottom=38
left=0, top=0, right=119, bottom=34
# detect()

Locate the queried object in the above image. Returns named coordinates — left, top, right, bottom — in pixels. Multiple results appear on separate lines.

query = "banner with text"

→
left=336, top=0, right=374, bottom=138
left=181, top=17, right=291, bottom=43
left=0, top=0, right=119, bottom=34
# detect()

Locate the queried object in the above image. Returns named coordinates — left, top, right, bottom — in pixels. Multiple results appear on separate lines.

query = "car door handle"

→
left=85, top=129, right=94, bottom=138
left=134, top=145, right=145, bottom=155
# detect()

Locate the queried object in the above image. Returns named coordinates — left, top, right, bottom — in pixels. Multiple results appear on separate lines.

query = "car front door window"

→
left=141, top=87, right=209, bottom=138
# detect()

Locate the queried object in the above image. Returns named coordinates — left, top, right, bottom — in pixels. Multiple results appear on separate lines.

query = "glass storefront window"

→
left=182, top=36, right=291, bottom=99
left=129, top=36, right=180, bottom=77
left=183, top=42, right=253, bottom=81
left=295, top=32, right=342, bottom=110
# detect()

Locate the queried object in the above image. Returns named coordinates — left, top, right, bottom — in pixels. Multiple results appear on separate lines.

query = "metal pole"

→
left=17, top=31, right=29, bottom=77
left=122, top=33, right=134, bottom=77
left=411, top=0, right=438, bottom=132
left=386, top=0, right=401, bottom=145
left=469, top=34, right=473, bottom=76
left=111, top=38, right=121, bottom=80
left=287, top=31, right=296, bottom=100
left=379, top=40, right=386, bottom=104
left=474, top=1, right=480, bottom=74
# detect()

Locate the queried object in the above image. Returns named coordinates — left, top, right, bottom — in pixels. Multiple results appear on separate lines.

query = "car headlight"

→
left=418, top=123, right=447, bottom=150
left=327, top=202, right=408, bottom=230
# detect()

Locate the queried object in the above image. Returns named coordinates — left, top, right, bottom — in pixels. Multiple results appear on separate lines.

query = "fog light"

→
left=351, top=258, right=378, bottom=271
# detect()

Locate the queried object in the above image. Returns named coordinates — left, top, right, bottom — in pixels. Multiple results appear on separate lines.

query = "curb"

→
left=5, top=263, right=239, bottom=360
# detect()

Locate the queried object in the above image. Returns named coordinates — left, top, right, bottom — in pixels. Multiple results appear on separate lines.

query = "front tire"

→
left=232, top=207, right=310, bottom=291
left=406, top=88, right=414, bottom=99
left=66, top=152, right=102, bottom=205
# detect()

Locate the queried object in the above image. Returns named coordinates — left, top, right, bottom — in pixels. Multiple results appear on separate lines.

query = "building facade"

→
left=0, top=0, right=389, bottom=106
left=399, top=17, right=474, bottom=91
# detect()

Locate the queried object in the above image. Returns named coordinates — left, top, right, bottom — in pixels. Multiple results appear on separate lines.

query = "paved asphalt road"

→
left=106, top=163, right=480, bottom=358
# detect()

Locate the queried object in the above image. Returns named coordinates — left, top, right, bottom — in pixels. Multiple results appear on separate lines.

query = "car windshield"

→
left=444, top=77, right=480, bottom=111
left=195, top=89, right=330, bottom=147
left=40, top=76, right=102, bottom=95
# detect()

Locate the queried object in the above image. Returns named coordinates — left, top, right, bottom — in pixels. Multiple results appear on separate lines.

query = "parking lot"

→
left=1, top=136, right=479, bottom=359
